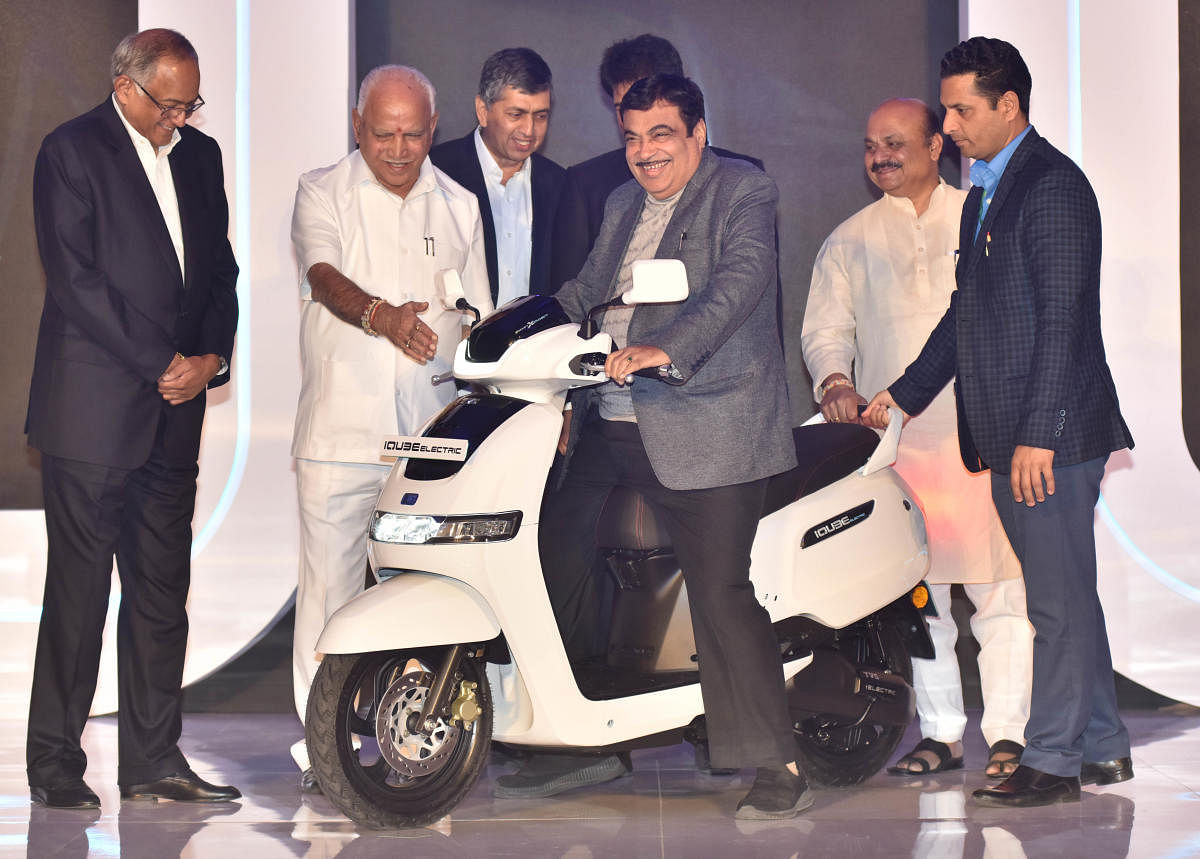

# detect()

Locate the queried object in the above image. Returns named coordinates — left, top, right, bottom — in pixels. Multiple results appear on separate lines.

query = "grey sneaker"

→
left=734, top=766, right=814, bottom=820
left=494, top=752, right=631, bottom=799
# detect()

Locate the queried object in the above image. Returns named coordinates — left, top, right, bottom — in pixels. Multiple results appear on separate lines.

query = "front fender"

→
left=315, top=573, right=500, bottom=653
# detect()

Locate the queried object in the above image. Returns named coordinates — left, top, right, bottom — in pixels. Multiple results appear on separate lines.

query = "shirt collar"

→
left=348, top=149, right=439, bottom=201
left=111, top=93, right=181, bottom=157
left=881, top=177, right=948, bottom=215
left=969, top=124, right=1032, bottom=192
left=473, top=127, right=530, bottom=186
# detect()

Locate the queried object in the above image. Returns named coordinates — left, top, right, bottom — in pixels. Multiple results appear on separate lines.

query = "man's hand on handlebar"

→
left=605, top=345, right=671, bottom=386
left=862, top=390, right=911, bottom=429
left=820, top=384, right=867, bottom=424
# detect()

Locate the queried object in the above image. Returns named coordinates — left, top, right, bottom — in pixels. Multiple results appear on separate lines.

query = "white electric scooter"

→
left=305, top=261, right=932, bottom=829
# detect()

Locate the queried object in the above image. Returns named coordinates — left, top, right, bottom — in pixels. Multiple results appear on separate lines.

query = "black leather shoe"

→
left=30, top=779, right=100, bottom=809
left=300, top=767, right=322, bottom=796
left=972, top=764, right=1080, bottom=807
left=1081, top=757, right=1134, bottom=786
left=120, top=769, right=241, bottom=802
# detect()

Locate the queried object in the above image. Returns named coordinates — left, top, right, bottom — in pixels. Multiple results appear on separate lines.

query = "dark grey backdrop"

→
left=0, top=0, right=138, bottom=509
left=356, top=0, right=961, bottom=424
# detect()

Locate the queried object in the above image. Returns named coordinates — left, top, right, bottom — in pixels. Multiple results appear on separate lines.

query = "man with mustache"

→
left=431, top=48, right=566, bottom=304
left=802, top=97, right=1032, bottom=781
left=866, top=38, right=1135, bottom=806
left=289, top=65, right=492, bottom=793
left=497, top=74, right=809, bottom=820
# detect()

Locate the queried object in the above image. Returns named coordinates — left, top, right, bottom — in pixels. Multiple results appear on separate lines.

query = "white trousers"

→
left=913, top=580, right=1033, bottom=748
left=292, top=458, right=391, bottom=768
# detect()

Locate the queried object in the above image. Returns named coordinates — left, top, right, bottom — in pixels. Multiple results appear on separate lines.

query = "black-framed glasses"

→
left=133, top=79, right=205, bottom=119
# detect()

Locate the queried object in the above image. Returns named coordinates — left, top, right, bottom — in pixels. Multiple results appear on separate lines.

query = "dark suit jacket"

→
left=27, top=99, right=239, bottom=470
left=889, top=128, right=1132, bottom=473
left=429, top=132, right=566, bottom=302
left=555, top=150, right=795, bottom=491
left=550, top=145, right=764, bottom=290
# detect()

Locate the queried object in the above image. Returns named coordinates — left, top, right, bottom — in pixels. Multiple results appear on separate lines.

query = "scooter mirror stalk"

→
left=579, top=260, right=691, bottom=339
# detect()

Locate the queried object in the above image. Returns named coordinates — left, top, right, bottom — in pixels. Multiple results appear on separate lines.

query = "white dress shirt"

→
left=291, top=152, right=492, bottom=464
left=112, top=94, right=184, bottom=278
left=473, top=128, right=532, bottom=306
left=802, top=180, right=1020, bottom=584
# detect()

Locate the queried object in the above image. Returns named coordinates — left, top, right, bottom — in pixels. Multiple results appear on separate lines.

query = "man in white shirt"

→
left=430, top=48, right=566, bottom=304
left=801, top=98, right=1032, bottom=780
left=289, top=64, right=492, bottom=792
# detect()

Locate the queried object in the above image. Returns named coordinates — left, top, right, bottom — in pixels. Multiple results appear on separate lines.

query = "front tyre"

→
left=306, top=649, right=492, bottom=829
left=791, top=623, right=912, bottom=787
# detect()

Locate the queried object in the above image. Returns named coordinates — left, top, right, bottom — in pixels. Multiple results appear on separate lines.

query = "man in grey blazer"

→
left=867, top=37, right=1134, bottom=807
left=495, top=75, right=807, bottom=820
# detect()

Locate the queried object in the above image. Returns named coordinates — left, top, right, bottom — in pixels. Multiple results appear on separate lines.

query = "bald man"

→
left=289, top=64, right=492, bottom=791
left=802, top=98, right=1032, bottom=780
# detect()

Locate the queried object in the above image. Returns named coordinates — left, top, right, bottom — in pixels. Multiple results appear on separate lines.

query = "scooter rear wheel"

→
left=306, top=648, right=492, bottom=829
left=791, top=624, right=912, bottom=787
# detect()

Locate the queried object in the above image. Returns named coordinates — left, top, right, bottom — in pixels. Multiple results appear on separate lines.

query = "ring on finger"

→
left=404, top=338, right=412, bottom=349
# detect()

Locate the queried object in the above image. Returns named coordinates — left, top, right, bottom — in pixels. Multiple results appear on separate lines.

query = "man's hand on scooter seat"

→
left=819, top=377, right=867, bottom=424
left=862, top=390, right=910, bottom=429
left=605, top=345, right=671, bottom=386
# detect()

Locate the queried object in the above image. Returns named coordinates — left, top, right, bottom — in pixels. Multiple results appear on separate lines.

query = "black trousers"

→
left=27, top=434, right=196, bottom=788
left=539, top=419, right=796, bottom=769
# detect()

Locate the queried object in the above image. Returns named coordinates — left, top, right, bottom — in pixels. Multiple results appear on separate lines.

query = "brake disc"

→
left=374, top=670, right=461, bottom=777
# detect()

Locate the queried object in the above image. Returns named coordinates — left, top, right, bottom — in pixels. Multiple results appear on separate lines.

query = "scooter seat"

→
left=595, top=423, right=880, bottom=550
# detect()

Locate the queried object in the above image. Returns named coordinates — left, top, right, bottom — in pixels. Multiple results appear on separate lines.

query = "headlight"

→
left=370, top=511, right=522, bottom=544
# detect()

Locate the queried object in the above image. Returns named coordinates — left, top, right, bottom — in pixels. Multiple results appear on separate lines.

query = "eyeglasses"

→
left=132, top=79, right=205, bottom=119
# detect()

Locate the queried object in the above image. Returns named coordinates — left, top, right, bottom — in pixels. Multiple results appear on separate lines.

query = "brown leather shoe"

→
left=972, top=764, right=1080, bottom=807
left=1080, top=757, right=1134, bottom=785
left=30, top=779, right=100, bottom=809
left=120, top=769, right=241, bottom=802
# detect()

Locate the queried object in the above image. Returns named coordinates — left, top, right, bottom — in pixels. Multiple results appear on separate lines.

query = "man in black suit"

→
left=549, top=34, right=764, bottom=288
left=430, top=48, right=565, bottom=303
left=867, top=37, right=1135, bottom=807
left=25, top=28, right=240, bottom=809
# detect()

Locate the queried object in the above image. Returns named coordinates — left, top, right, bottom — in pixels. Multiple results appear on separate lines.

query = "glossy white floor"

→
left=2, top=709, right=1197, bottom=858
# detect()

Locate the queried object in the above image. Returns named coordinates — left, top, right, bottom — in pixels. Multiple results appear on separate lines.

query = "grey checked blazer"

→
left=555, top=150, right=795, bottom=491
left=889, top=128, right=1133, bottom=473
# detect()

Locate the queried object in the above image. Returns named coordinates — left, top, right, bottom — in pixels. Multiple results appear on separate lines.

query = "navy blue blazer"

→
left=27, top=99, right=239, bottom=469
left=429, top=132, right=566, bottom=302
left=549, top=145, right=764, bottom=291
left=889, top=128, right=1132, bottom=473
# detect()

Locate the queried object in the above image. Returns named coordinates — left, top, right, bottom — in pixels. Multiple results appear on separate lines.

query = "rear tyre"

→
left=791, top=623, right=912, bottom=787
left=306, top=649, right=492, bottom=829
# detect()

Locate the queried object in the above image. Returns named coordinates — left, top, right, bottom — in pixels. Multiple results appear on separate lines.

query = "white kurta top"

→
left=291, top=152, right=492, bottom=464
left=801, top=181, right=1020, bottom=584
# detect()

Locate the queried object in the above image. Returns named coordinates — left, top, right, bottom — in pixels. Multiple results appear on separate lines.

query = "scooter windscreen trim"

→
left=464, top=294, right=572, bottom=362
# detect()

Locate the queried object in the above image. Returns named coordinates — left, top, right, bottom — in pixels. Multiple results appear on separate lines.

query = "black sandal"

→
left=887, top=737, right=964, bottom=776
left=985, top=739, right=1023, bottom=778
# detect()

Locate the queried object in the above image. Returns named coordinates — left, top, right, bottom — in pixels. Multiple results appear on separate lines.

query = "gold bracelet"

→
left=361, top=296, right=385, bottom=337
left=818, top=377, right=854, bottom=400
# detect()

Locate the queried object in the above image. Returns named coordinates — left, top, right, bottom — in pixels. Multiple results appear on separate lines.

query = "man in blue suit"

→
left=430, top=48, right=566, bottom=303
left=26, top=28, right=240, bottom=809
left=867, top=37, right=1135, bottom=806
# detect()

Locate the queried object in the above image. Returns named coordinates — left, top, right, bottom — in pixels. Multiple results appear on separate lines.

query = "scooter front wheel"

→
left=305, top=648, right=492, bottom=829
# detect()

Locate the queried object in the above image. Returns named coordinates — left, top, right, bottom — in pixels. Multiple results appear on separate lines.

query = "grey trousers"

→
left=989, top=455, right=1130, bottom=777
left=540, top=418, right=796, bottom=769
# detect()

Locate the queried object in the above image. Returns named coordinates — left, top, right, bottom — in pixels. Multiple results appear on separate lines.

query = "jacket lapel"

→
left=962, top=129, right=1040, bottom=280
left=169, top=138, right=198, bottom=290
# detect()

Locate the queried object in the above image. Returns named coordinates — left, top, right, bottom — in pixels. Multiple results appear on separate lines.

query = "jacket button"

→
left=1059, top=409, right=1066, bottom=416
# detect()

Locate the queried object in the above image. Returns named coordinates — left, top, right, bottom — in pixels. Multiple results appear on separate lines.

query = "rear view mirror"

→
left=435, top=269, right=466, bottom=309
left=624, top=259, right=688, bottom=305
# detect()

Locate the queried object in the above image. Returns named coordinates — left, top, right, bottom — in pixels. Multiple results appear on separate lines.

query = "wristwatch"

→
left=216, top=355, right=229, bottom=375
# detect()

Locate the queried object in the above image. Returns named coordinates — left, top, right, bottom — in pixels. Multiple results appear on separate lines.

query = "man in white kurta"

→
left=801, top=98, right=1032, bottom=777
left=289, top=65, right=491, bottom=786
